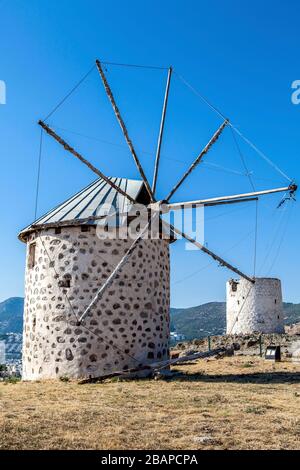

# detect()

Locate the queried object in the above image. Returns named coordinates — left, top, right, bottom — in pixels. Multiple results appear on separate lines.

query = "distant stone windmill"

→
left=19, top=60, right=297, bottom=380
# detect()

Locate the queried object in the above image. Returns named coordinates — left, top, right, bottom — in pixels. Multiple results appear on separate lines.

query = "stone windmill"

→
left=19, top=60, right=297, bottom=380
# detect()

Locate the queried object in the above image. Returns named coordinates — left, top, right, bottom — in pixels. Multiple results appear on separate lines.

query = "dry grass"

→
left=0, top=356, right=300, bottom=450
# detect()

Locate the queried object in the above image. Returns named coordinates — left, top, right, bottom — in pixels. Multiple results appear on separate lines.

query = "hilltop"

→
left=0, top=356, right=299, bottom=450
left=0, top=297, right=23, bottom=334
left=171, top=302, right=300, bottom=339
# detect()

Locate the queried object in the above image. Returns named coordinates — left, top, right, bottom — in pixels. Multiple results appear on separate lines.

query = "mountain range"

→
left=171, top=302, right=300, bottom=339
left=1, top=297, right=300, bottom=340
left=0, top=297, right=24, bottom=335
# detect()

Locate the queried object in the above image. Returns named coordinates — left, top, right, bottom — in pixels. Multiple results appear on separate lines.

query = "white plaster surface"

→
left=226, top=277, right=284, bottom=334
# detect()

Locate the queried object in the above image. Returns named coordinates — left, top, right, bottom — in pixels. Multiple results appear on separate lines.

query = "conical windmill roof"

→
left=19, top=177, right=147, bottom=242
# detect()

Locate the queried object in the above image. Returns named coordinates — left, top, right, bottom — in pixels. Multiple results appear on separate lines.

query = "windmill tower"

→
left=19, top=60, right=297, bottom=380
left=226, top=277, right=284, bottom=334
left=19, top=178, right=171, bottom=380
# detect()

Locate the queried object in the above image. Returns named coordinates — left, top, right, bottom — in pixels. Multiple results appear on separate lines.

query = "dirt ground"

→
left=0, top=356, right=299, bottom=450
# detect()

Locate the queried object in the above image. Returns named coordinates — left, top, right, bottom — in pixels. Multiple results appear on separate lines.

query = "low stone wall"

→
left=173, top=332, right=300, bottom=359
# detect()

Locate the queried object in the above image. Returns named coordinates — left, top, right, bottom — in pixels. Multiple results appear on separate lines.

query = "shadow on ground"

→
left=169, top=370, right=300, bottom=384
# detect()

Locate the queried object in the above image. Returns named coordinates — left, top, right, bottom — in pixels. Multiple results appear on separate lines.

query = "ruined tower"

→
left=226, top=277, right=284, bottom=334
left=19, top=177, right=170, bottom=380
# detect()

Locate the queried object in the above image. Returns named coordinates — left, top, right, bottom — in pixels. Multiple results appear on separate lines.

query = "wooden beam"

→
left=165, top=119, right=229, bottom=201
left=152, top=67, right=172, bottom=195
left=167, top=185, right=295, bottom=211
left=95, top=59, right=154, bottom=201
left=152, top=347, right=227, bottom=370
left=79, top=347, right=227, bottom=383
left=163, top=221, right=254, bottom=283
left=38, top=121, right=136, bottom=204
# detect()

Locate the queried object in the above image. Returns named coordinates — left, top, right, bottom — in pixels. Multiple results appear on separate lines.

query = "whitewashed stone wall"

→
left=226, top=277, right=284, bottom=334
left=22, top=226, right=170, bottom=380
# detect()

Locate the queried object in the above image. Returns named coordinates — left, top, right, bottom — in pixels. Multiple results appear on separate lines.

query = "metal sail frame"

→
left=38, top=59, right=297, bottom=324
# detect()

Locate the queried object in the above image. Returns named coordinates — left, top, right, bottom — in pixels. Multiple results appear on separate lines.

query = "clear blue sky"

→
left=0, top=0, right=299, bottom=307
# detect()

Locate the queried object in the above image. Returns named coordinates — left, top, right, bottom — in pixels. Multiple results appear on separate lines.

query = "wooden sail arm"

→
left=152, top=67, right=172, bottom=196
left=38, top=121, right=136, bottom=204
left=79, top=347, right=227, bottom=382
left=163, top=221, right=254, bottom=283
left=167, top=184, right=297, bottom=211
left=95, top=59, right=154, bottom=202
left=165, top=119, right=229, bottom=201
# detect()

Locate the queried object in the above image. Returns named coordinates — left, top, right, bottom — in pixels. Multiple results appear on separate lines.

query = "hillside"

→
left=0, top=297, right=299, bottom=341
left=282, top=302, right=300, bottom=325
left=171, top=302, right=300, bottom=339
left=170, top=302, right=226, bottom=339
left=0, top=297, right=23, bottom=334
